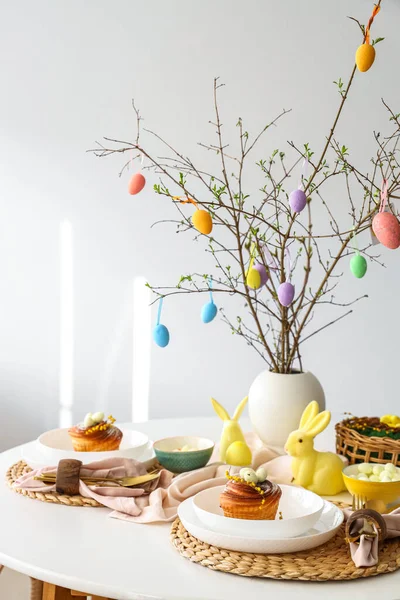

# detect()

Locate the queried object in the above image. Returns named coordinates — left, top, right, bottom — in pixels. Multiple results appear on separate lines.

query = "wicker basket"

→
left=336, top=417, right=400, bottom=466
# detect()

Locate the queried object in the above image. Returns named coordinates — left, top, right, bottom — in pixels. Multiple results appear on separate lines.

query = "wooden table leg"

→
left=30, top=578, right=44, bottom=600
left=42, top=583, right=72, bottom=599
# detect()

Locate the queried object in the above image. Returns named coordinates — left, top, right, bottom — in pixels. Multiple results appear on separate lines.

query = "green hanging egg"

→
left=350, top=254, right=367, bottom=279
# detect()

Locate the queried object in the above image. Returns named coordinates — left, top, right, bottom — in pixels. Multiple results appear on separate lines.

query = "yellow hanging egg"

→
left=355, top=43, right=376, bottom=72
left=246, top=268, right=261, bottom=289
left=192, top=209, right=213, bottom=235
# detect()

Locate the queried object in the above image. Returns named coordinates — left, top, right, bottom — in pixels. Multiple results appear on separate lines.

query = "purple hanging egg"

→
left=278, top=282, right=295, bottom=307
left=289, top=189, right=307, bottom=213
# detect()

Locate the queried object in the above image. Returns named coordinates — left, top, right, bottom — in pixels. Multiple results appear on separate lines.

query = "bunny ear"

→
left=304, top=410, right=331, bottom=437
left=232, top=396, right=248, bottom=421
left=211, top=398, right=230, bottom=421
left=299, top=401, right=320, bottom=429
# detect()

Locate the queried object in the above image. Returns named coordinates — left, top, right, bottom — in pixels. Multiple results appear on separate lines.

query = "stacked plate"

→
left=178, top=485, right=343, bottom=554
left=21, top=428, right=154, bottom=468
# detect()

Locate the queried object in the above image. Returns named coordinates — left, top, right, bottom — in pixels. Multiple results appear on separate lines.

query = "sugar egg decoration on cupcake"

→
left=219, top=467, right=282, bottom=520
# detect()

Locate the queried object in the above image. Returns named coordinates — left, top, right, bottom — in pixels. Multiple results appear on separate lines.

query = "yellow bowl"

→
left=343, top=464, right=400, bottom=510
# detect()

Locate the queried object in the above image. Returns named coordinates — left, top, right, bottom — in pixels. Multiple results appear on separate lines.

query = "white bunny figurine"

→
left=285, top=401, right=345, bottom=495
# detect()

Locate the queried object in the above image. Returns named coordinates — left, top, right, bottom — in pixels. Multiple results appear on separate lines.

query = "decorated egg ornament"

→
left=153, top=324, right=170, bottom=347
left=372, top=212, right=400, bottom=249
left=356, top=44, right=376, bottom=72
left=172, top=196, right=213, bottom=235
left=201, top=278, right=218, bottom=324
left=355, top=5, right=380, bottom=73
left=372, top=179, right=400, bottom=250
left=350, top=254, right=367, bottom=279
left=128, top=172, right=146, bottom=195
left=246, top=261, right=268, bottom=290
left=289, top=189, right=307, bottom=213
left=153, top=298, right=170, bottom=348
left=201, top=301, right=217, bottom=323
left=278, top=282, right=295, bottom=307
left=192, top=209, right=213, bottom=235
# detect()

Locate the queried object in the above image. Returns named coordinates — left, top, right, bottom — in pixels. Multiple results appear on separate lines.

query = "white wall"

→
left=0, top=0, right=399, bottom=450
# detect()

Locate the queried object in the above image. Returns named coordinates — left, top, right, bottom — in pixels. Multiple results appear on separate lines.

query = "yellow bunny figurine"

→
left=285, top=401, right=345, bottom=495
left=211, top=396, right=252, bottom=465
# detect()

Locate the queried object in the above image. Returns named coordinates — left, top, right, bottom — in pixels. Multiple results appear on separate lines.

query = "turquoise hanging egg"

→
left=350, top=254, right=367, bottom=279
left=153, top=324, right=170, bottom=347
left=201, top=301, right=217, bottom=323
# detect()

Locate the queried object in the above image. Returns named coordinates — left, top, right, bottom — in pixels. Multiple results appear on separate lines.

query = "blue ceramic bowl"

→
left=153, top=436, right=214, bottom=473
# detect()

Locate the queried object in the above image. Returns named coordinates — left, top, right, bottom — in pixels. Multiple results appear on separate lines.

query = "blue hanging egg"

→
left=201, top=301, right=217, bottom=324
left=153, top=324, right=170, bottom=347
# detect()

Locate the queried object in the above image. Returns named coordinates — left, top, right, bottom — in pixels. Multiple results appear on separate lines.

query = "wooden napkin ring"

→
left=346, top=508, right=387, bottom=543
left=56, top=459, right=82, bottom=495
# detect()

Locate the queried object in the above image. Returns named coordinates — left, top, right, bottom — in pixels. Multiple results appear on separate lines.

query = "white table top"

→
left=0, top=417, right=399, bottom=600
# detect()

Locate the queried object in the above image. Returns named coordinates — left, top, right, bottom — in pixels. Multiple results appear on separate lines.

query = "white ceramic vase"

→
left=248, top=370, right=325, bottom=451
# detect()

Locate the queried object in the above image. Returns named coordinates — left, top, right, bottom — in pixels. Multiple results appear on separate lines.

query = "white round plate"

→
left=21, top=432, right=153, bottom=468
left=193, top=484, right=324, bottom=539
left=178, top=497, right=343, bottom=554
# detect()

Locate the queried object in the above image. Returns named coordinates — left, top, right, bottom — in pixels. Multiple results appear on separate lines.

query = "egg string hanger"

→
left=365, top=4, right=381, bottom=46
left=156, top=296, right=164, bottom=326
left=352, top=226, right=359, bottom=254
left=152, top=296, right=170, bottom=348
left=172, top=195, right=198, bottom=208
left=299, top=156, right=309, bottom=190
left=378, top=178, right=389, bottom=213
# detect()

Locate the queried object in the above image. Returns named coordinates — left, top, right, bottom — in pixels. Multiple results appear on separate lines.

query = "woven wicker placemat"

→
left=6, top=461, right=102, bottom=507
left=170, top=517, right=400, bottom=581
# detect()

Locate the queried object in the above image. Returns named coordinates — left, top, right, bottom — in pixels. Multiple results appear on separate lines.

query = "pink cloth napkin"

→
left=15, top=433, right=289, bottom=522
left=343, top=507, right=400, bottom=567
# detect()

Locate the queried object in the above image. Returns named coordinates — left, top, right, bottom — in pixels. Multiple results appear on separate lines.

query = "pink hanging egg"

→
left=128, top=172, right=146, bottom=195
left=372, top=212, right=400, bottom=249
left=278, top=282, right=295, bottom=307
left=289, top=189, right=307, bottom=213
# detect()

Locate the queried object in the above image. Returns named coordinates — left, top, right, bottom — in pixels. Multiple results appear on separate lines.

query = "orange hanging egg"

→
left=128, top=172, right=146, bottom=195
left=372, top=212, right=400, bottom=249
left=192, top=209, right=213, bottom=235
left=355, top=43, right=376, bottom=72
